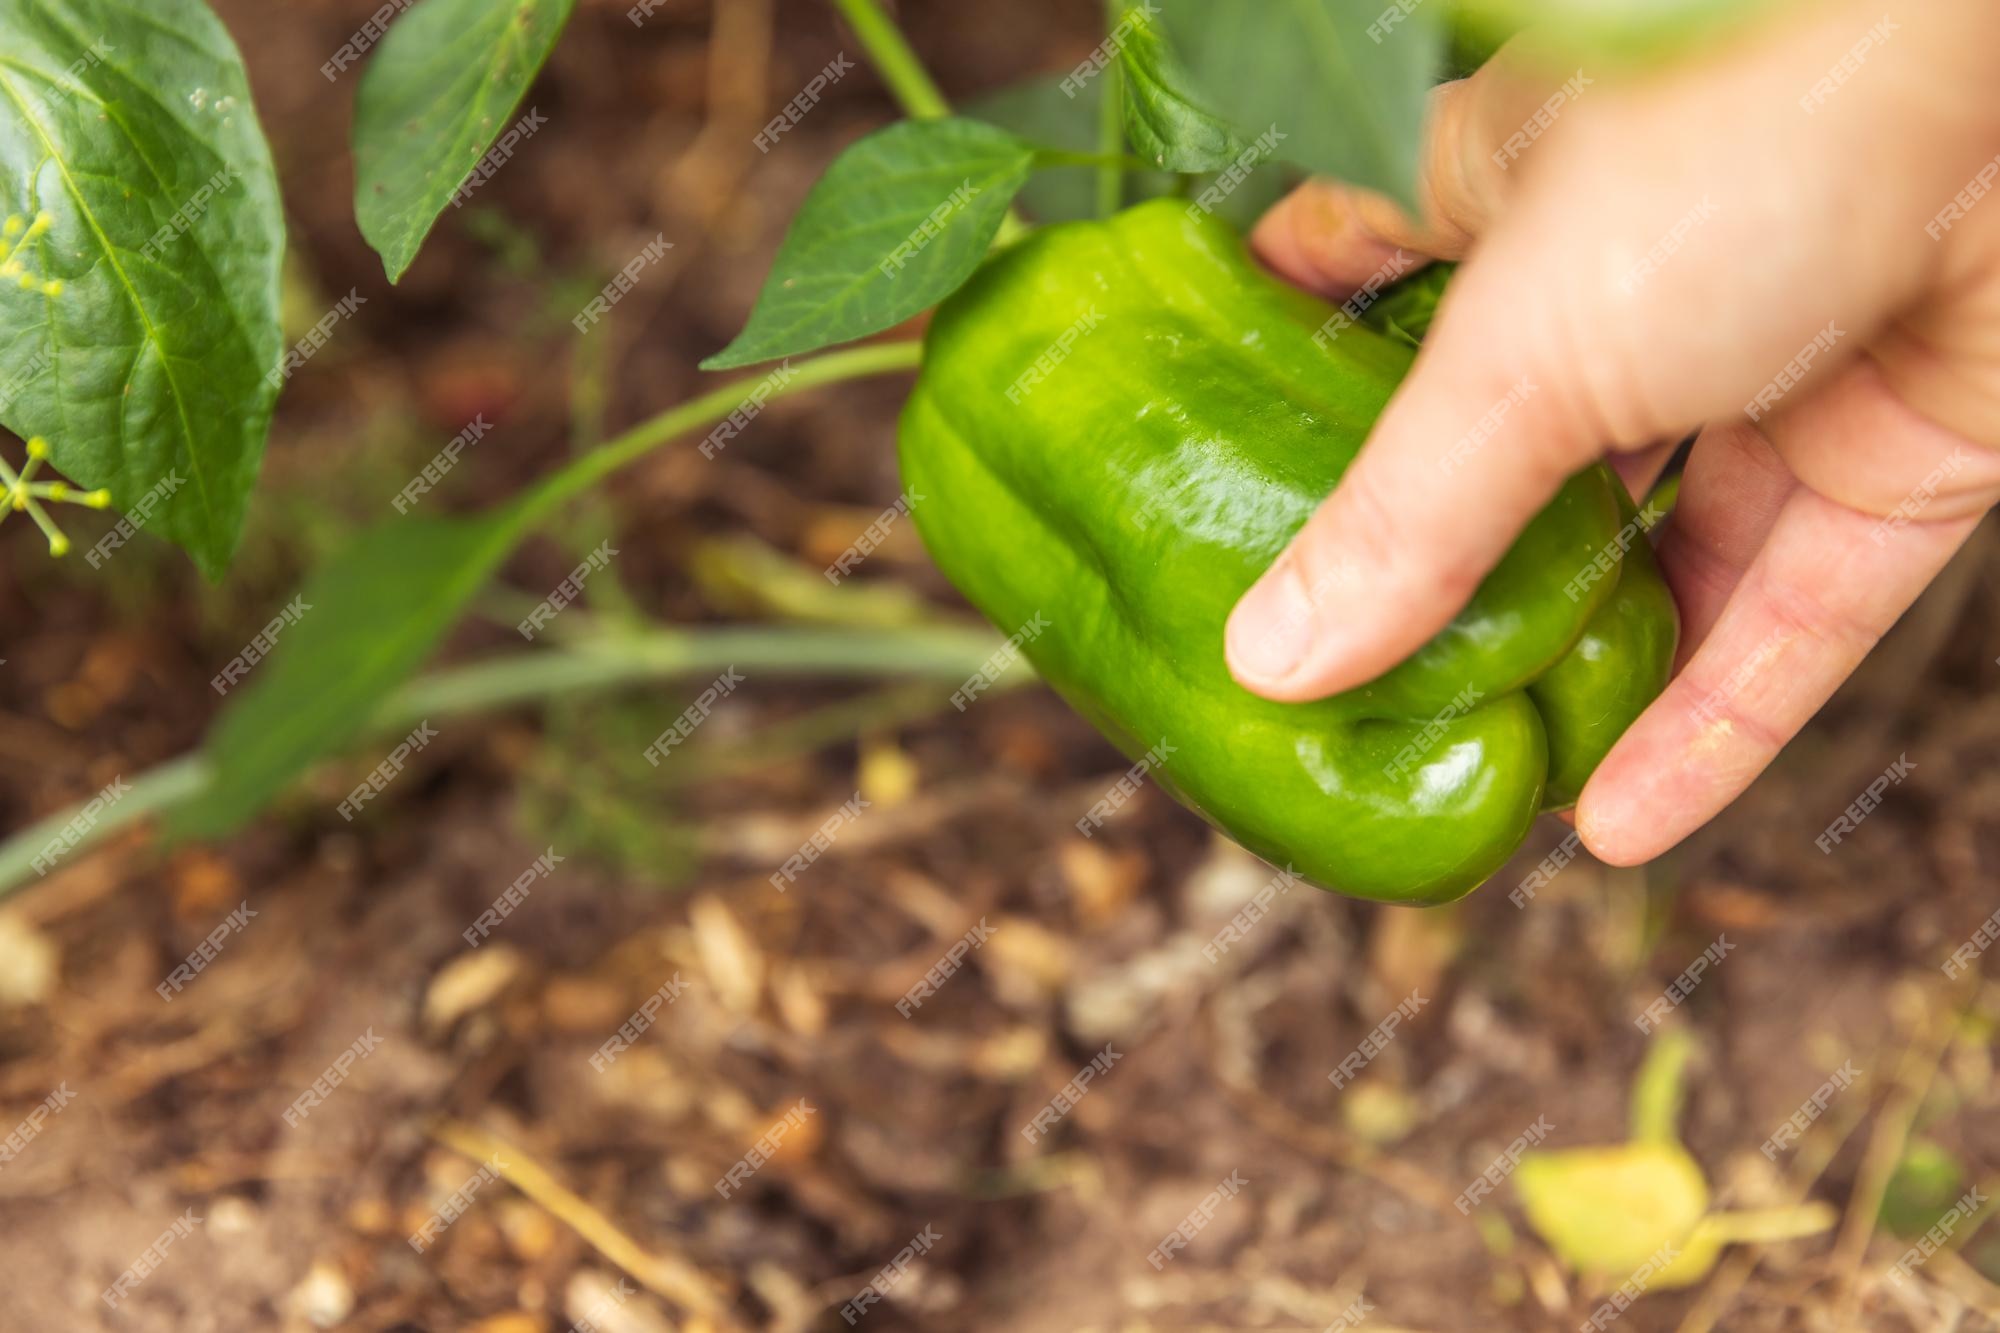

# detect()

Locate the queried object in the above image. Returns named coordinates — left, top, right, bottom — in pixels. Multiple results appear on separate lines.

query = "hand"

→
left=1224, top=0, right=2000, bottom=865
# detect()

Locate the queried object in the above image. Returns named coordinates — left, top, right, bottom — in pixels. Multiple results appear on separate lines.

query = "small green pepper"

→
left=899, top=200, right=1677, bottom=903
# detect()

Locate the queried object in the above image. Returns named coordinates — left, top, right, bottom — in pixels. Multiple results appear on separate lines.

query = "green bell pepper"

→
left=898, top=199, right=1678, bottom=904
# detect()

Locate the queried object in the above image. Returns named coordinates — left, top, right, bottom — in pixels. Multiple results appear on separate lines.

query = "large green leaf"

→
left=1161, top=0, right=1442, bottom=211
left=172, top=508, right=530, bottom=838
left=0, top=0, right=283, bottom=577
left=354, top=0, right=576, bottom=282
left=702, top=118, right=1037, bottom=371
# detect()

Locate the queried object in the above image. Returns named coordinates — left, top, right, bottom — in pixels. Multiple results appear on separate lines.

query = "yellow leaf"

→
left=1515, top=1141, right=1710, bottom=1278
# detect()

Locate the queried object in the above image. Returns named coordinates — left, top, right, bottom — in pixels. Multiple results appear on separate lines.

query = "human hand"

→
left=1224, top=0, right=2000, bottom=865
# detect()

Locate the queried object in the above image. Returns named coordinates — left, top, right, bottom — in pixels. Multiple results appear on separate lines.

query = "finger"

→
left=1223, top=274, right=1602, bottom=703
left=1759, top=353, right=2000, bottom=522
left=1653, top=421, right=1799, bottom=660
left=1577, top=488, right=1984, bottom=865
left=1248, top=52, right=1552, bottom=296
left=1248, top=183, right=1433, bottom=300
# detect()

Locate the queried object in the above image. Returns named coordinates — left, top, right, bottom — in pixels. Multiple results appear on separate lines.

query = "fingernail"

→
left=1227, top=563, right=1316, bottom=685
left=1575, top=785, right=1647, bottom=868
left=1574, top=803, right=1635, bottom=867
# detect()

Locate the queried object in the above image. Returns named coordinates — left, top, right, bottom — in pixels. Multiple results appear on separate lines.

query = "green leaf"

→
left=1161, top=0, right=1442, bottom=211
left=1358, top=262, right=1455, bottom=347
left=1515, top=1142, right=1711, bottom=1278
left=702, top=118, right=1037, bottom=371
left=354, top=0, right=576, bottom=282
left=1115, top=1, right=1242, bottom=172
left=0, top=0, right=284, bottom=578
left=172, top=508, right=531, bottom=838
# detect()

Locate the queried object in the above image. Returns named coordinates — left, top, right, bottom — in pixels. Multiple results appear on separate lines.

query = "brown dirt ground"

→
left=1, top=2, right=1997, bottom=1330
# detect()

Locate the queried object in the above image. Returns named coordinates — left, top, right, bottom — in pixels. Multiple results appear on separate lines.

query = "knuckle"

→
left=1323, top=472, right=1399, bottom=578
left=1425, top=81, right=1503, bottom=249
left=1286, top=504, right=1368, bottom=611
left=1332, top=472, right=1480, bottom=611
left=1513, top=279, right=1660, bottom=450
left=1752, top=571, right=1882, bottom=658
left=1672, top=659, right=1791, bottom=753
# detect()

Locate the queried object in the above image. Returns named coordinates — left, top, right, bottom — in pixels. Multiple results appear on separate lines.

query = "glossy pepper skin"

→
left=898, top=200, right=1678, bottom=904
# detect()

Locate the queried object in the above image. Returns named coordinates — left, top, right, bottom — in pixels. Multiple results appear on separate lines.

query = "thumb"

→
left=1223, top=239, right=1616, bottom=699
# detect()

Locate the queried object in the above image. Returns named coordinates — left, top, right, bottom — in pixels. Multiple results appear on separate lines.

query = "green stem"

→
left=1629, top=1027, right=1694, bottom=1145
left=830, top=0, right=951, bottom=120
left=0, top=755, right=211, bottom=896
left=561, top=311, right=648, bottom=626
left=1040, top=150, right=1148, bottom=172
left=383, top=624, right=1015, bottom=722
left=521, top=340, right=923, bottom=526
left=1095, top=0, right=1125, bottom=217
left=661, top=675, right=1028, bottom=792
left=0, top=621, right=1022, bottom=900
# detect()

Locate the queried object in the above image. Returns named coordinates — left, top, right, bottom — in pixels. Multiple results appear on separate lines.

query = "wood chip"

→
left=690, top=895, right=764, bottom=1016
left=0, top=910, right=57, bottom=1008
left=423, top=946, right=527, bottom=1036
left=1057, top=839, right=1148, bottom=927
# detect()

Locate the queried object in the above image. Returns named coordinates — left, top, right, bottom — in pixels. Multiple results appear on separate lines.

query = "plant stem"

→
left=0, top=755, right=211, bottom=895
left=1096, top=0, right=1125, bottom=217
left=1696, top=1204, right=1837, bottom=1246
left=1038, top=150, right=1148, bottom=172
left=560, top=307, right=648, bottom=626
left=521, top=340, right=923, bottom=526
left=382, top=624, right=1014, bottom=723
left=655, top=675, right=1029, bottom=792
left=1628, top=1027, right=1693, bottom=1145
left=829, top=0, right=951, bottom=120
left=0, top=620, right=1022, bottom=901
